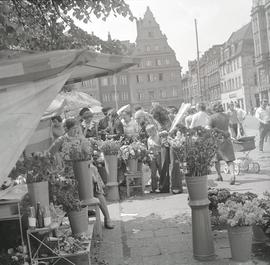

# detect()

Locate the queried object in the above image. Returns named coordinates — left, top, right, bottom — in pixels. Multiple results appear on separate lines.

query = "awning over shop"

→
left=0, top=49, right=140, bottom=184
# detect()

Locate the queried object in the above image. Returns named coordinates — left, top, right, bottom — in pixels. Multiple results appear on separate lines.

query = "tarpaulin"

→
left=0, top=49, right=140, bottom=184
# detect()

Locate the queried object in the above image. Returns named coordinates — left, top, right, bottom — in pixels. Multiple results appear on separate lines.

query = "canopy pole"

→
left=113, top=74, right=118, bottom=110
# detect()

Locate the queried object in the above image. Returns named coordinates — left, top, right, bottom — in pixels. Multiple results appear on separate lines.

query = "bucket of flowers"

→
left=218, top=197, right=265, bottom=263
left=120, top=141, right=147, bottom=172
left=169, top=125, right=225, bottom=203
left=61, top=138, right=97, bottom=205
left=98, top=139, right=122, bottom=201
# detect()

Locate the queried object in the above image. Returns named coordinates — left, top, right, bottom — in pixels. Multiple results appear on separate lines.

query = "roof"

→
left=226, top=22, right=252, bottom=45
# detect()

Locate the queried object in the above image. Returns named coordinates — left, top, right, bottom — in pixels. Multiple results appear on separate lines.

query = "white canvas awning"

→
left=0, top=49, right=140, bottom=184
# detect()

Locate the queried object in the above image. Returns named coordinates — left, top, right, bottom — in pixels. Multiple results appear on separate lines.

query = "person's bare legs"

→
left=214, top=161, right=223, bottom=181
left=97, top=193, right=114, bottom=229
left=227, top=162, right=236, bottom=185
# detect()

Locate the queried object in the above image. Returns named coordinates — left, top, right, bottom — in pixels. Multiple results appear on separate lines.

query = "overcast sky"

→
left=76, top=0, right=253, bottom=72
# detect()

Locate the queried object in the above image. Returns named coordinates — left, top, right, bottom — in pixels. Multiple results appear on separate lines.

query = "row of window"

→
left=137, top=87, right=178, bottom=101
left=136, top=72, right=177, bottom=83
left=102, top=91, right=129, bottom=103
left=220, top=57, right=241, bottom=76
left=221, top=76, right=242, bottom=93
left=100, top=75, right=128, bottom=87
left=138, top=58, right=171, bottom=68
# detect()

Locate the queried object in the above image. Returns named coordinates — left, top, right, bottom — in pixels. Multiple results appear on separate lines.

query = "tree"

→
left=0, top=0, right=134, bottom=53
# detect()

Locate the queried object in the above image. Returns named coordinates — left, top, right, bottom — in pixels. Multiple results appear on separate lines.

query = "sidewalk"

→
left=92, top=191, right=270, bottom=265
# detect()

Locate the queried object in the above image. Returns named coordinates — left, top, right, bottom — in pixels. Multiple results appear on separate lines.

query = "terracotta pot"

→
left=228, top=226, right=253, bottom=263
left=185, top=175, right=209, bottom=206
left=127, top=158, right=138, bottom=172
left=67, top=206, right=88, bottom=236
left=73, top=161, right=98, bottom=205
left=27, top=181, right=49, bottom=210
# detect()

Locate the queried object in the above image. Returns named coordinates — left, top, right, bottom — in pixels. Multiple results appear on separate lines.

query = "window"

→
left=146, top=45, right=151, bottom=52
left=146, top=60, right=152, bottom=67
left=137, top=92, right=143, bottom=100
left=148, top=91, right=154, bottom=100
left=235, top=77, right=238, bottom=88
left=120, top=75, right=127, bottom=85
left=101, top=77, right=108, bottom=86
left=232, top=79, right=234, bottom=89
left=122, top=91, right=129, bottom=101
left=148, top=31, right=153, bottom=37
left=165, top=58, right=170, bottom=65
left=172, top=87, right=177, bottom=97
left=147, top=74, right=155, bottom=82
left=158, top=73, right=163, bottom=81
left=136, top=75, right=140, bottom=83
left=161, top=90, right=166, bottom=98
left=156, top=59, right=162, bottom=66
left=154, top=45, right=159, bottom=51
left=170, top=72, right=176, bottom=80
left=238, top=76, right=242, bottom=87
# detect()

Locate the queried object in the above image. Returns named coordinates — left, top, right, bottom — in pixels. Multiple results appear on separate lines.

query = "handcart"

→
left=224, top=136, right=260, bottom=175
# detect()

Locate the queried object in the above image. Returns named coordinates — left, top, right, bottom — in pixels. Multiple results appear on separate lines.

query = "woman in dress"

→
left=207, top=102, right=236, bottom=185
left=48, top=118, right=114, bottom=228
left=121, top=110, right=138, bottom=138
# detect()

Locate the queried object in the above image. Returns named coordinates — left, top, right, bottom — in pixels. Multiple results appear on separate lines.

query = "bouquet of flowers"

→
left=61, top=138, right=93, bottom=161
left=218, top=198, right=265, bottom=227
left=50, top=178, right=82, bottom=213
left=8, top=152, right=57, bottom=184
left=98, top=139, right=121, bottom=156
left=169, top=126, right=225, bottom=177
left=120, top=141, right=147, bottom=161
left=258, top=191, right=270, bottom=235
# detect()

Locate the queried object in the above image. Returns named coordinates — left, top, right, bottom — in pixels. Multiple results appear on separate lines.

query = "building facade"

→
left=251, top=0, right=270, bottom=105
left=219, top=22, right=256, bottom=112
left=128, top=7, right=183, bottom=110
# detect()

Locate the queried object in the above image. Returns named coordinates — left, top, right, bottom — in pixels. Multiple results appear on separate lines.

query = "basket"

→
left=232, top=136, right=256, bottom=152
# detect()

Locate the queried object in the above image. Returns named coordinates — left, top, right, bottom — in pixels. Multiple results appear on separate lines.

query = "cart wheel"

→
left=242, top=159, right=249, bottom=172
left=224, top=164, right=229, bottom=174
left=252, top=162, right=260, bottom=173
left=234, top=164, right=240, bottom=176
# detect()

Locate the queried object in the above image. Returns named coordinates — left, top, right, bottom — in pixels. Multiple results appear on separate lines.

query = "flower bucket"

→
left=127, top=159, right=138, bottom=173
left=104, top=155, right=119, bottom=201
left=27, top=181, right=49, bottom=210
left=228, top=226, right=253, bottom=263
left=185, top=175, right=209, bottom=206
left=67, top=206, right=88, bottom=236
left=73, top=161, right=98, bottom=205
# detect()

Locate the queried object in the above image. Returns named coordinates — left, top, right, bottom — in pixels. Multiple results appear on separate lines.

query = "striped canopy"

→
left=0, top=49, right=140, bottom=184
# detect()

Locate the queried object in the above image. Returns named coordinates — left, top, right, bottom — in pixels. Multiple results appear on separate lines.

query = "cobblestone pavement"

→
left=91, top=116, right=270, bottom=265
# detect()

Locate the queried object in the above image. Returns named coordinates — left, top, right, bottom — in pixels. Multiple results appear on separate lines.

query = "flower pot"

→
left=252, top=225, right=269, bottom=243
left=67, top=206, right=88, bottom=236
left=185, top=175, right=209, bottom=206
left=127, top=158, right=138, bottom=172
left=228, top=226, right=253, bottom=263
left=137, top=161, right=143, bottom=172
left=73, top=161, right=98, bottom=205
left=104, top=155, right=119, bottom=201
left=27, top=181, right=49, bottom=210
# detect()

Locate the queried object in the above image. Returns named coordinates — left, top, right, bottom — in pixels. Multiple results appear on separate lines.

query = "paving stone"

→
left=154, top=227, right=181, bottom=237
left=130, top=230, right=154, bottom=239
left=130, top=245, right=161, bottom=257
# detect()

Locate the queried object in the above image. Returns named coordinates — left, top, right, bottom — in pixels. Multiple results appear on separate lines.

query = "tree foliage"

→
left=0, top=0, right=134, bottom=53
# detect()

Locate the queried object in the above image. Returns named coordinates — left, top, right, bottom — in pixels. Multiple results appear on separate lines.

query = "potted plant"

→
left=254, top=191, right=270, bottom=243
left=218, top=198, right=265, bottom=263
left=8, top=153, right=56, bottom=210
left=51, top=179, right=88, bottom=236
left=61, top=138, right=98, bottom=205
left=120, top=141, right=147, bottom=172
left=170, top=126, right=223, bottom=202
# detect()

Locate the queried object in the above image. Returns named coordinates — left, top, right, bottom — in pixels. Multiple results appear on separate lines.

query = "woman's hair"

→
left=51, top=115, right=62, bottom=123
left=63, top=118, right=77, bottom=131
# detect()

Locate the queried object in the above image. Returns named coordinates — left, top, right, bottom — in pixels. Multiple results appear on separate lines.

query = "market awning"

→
left=0, top=49, right=140, bottom=184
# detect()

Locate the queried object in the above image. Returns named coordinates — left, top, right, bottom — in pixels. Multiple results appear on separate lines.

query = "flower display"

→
left=169, top=126, right=225, bottom=177
left=98, top=139, right=121, bottom=156
left=119, top=141, right=147, bottom=161
left=61, top=138, right=93, bottom=161
left=218, top=198, right=265, bottom=227
left=258, top=191, right=270, bottom=236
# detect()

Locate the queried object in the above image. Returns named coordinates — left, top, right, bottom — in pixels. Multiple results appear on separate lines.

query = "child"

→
left=146, top=124, right=161, bottom=193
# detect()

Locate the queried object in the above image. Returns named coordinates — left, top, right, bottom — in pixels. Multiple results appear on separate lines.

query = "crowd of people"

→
left=47, top=98, right=270, bottom=228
